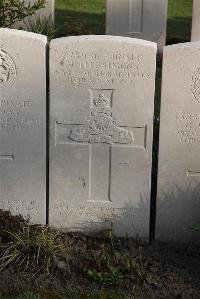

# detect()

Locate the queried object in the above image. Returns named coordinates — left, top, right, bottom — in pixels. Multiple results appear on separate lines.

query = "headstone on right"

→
left=49, top=35, right=157, bottom=239
left=157, top=42, right=200, bottom=243
left=191, top=0, right=200, bottom=41
left=106, top=0, right=168, bottom=51
left=0, top=29, right=47, bottom=224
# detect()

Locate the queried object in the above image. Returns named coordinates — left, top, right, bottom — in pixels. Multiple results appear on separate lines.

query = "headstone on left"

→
left=13, top=0, right=54, bottom=30
left=49, top=35, right=157, bottom=239
left=106, top=0, right=168, bottom=51
left=0, top=29, right=47, bottom=224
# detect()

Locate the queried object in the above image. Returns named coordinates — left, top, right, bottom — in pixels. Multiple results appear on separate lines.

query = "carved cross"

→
left=129, top=0, right=144, bottom=33
left=56, top=89, right=147, bottom=203
left=187, top=170, right=200, bottom=177
left=0, top=155, right=14, bottom=161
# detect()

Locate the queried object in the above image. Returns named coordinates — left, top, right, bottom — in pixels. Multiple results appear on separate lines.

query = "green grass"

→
left=167, top=0, right=192, bottom=44
left=0, top=227, right=62, bottom=275
left=55, top=0, right=192, bottom=43
left=55, top=0, right=106, bottom=37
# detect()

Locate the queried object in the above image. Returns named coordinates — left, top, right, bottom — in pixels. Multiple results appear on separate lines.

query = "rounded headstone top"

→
left=164, top=41, right=200, bottom=53
left=0, top=28, right=47, bottom=44
left=50, top=35, right=157, bottom=50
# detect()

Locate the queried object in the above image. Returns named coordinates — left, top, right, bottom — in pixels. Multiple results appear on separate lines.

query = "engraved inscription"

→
left=191, top=68, right=200, bottom=103
left=53, top=50, right=151, bottom=86
left=70, top=91, right=134, bottom=145
left=0, top=50, right=17, bottom=88
left=52, top=204, right=138, bottom=226
left=0, top=199, right=37, bottom=214
left=175, top=112, right=200, bottom=144
left=0, top=99, right=40, bottom=130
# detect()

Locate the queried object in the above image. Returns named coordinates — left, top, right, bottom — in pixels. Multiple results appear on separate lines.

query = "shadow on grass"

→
left=55, top=9, right=106, bottom=38
left=167, top=16, right=192, bottom=45
left=55, top=9, right=191, bottom=44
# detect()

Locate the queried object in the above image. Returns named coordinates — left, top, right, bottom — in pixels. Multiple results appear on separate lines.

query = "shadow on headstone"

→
left=157, top=184, right=200, bottom=243
left=59, top=192, right=150, bottom=241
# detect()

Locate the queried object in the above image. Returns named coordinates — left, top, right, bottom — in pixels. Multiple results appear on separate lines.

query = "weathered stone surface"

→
left=157, top=42, right=200, bottom=242
left=13, top=0, right=54, bottom=30
left=0, top=29, right=47, bottom=224
left=49, top=36, right=156, bottom=238
left=191, top=0, right=200, bottom=42
left=106, top=0, right=168, bottom=50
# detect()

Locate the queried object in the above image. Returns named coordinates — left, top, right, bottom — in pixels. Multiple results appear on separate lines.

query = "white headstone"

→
left=49, top=36, right=157, bottom=238
left=13, top=0, right=54, bottom=30
left=106, top=0, right=168, bottom=50
left=191, top=0, right=200, bottom=42
left=0, top=29, right=47, bottom=224
left=157, top=42, right=200, bottom=242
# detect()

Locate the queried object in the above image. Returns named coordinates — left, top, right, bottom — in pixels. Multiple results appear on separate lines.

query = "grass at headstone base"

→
left=0, top=210, right=200, bottom=298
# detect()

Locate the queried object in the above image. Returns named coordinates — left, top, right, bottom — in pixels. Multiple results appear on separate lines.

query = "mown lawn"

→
left=167, top=0, right=192, bottom=43
left=55, top=0, right=106, bottom=37
left=55, top=0, right=193, bottom=43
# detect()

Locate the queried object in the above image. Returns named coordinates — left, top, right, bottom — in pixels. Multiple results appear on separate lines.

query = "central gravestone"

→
left=106, top=0, right=168, bottom=50
left=49, top=36, right=156, bottom=238
left=0, top=29, right=47, bottom=224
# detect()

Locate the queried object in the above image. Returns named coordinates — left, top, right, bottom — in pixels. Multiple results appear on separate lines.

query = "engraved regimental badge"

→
left=69, top=90, right=134, bottom=145
left=0, top=50, right=16, bottom=88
